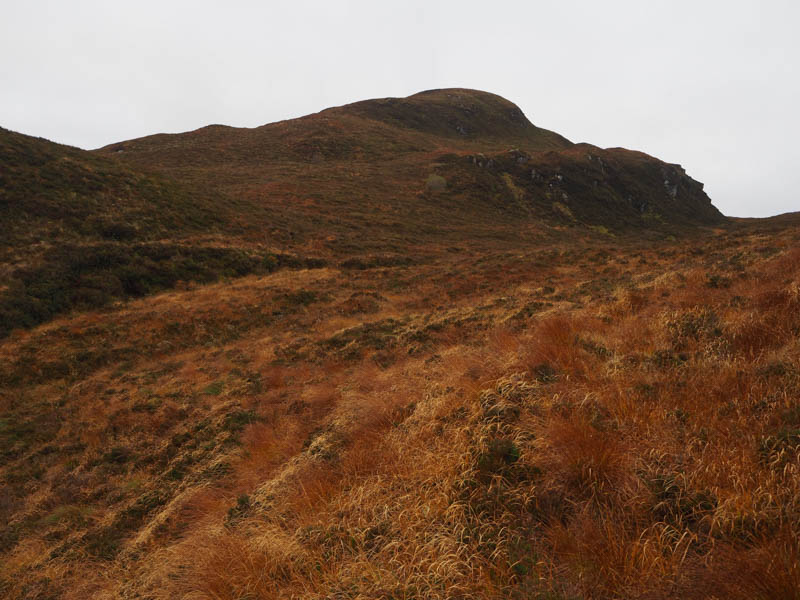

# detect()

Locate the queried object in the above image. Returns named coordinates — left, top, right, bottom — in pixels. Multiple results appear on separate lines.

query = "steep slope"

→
left=97, top=89, right=724, bottom=252
left=0, top=128, right=284, bottom=338
left=320, top=88, right=573, bottom=147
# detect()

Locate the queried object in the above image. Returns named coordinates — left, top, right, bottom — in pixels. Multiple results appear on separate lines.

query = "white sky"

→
left=2, top=0, right=798, bottom=217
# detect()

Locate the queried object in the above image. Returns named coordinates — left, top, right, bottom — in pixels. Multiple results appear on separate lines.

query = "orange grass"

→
left=2, top=222, right=800, bottom=599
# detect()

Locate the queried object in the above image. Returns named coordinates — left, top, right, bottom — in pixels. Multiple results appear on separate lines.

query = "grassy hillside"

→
left=0, top=214, right=798, bottom=599
left=97, top=89, right=724, bottom=255
left=0, top=128, right=320, bottom=338
left=334, top=88, right=573, bottom=147
left=98, top=89, right=572, bottom=166
left=2, top=90, right=725, bottom=339
left=5, top=89, right=792, bottom=599
left=0, top=127, right=227, bottom=250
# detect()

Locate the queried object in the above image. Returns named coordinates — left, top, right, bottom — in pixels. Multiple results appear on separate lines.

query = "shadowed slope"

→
left=0, top=127, right=278, bottom=338
left=335, top=88, right=573, bottom=147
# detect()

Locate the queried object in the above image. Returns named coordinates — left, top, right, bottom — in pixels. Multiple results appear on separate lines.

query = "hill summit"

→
left=99, top=87, right=723, bottom=232
left=330, top=88, right=573, bottom=145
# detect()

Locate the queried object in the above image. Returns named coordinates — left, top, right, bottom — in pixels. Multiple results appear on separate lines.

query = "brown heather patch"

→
left=2, top=218, right=800, bottom=598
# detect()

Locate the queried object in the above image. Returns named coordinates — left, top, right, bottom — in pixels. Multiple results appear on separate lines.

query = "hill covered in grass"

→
left=98, top=88, right=724, bottom=249
left=1, top=90, right=724, bottom=340
left=0, top=127, right=311, bottom=338
left=0, top=127, right=224, bottom=248
left=4, top=90, right=797, bottom=600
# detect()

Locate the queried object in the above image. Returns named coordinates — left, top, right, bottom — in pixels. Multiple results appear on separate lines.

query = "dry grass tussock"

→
left=2, top=223, right=800, bottom=598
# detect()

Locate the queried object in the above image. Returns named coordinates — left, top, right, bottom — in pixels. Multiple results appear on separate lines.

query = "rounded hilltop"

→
left=328, top=87, right=573, bottom=147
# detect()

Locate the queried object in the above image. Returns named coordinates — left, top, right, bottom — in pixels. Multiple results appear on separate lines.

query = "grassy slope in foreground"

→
left=0, top=214, right=798, bottom=599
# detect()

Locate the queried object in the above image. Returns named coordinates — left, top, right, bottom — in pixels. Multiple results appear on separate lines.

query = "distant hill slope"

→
left=2, top=89, right=725, bottom=336
left=98, top=89, right=573, bottom=166
left=97, top=88, right=724, bottom=244
left=0, top=128, right=280, bottom=338
left=318, top=88, right=574, bottom=148
left=0, top=127, right=226, bottom=249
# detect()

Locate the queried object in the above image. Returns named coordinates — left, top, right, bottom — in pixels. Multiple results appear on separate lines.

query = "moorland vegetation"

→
left=1, top=89, right=797, bottom=599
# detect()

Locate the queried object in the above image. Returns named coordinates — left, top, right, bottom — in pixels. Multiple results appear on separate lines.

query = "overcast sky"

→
left=2, top=0, right=798, bottom=217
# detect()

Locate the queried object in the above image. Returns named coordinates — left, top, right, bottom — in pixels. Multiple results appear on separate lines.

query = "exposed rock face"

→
left=450, top=144, right=723, bottom=228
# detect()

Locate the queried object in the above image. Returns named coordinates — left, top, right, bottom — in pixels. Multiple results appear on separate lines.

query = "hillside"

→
left=98, top=88, right=724, bottom=251
left=0, top=127, right=302, bottom=338
left=1, top=90, right=724, bottom=340
left=2, top=90, right=798, bottom=600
